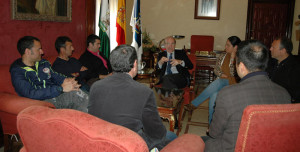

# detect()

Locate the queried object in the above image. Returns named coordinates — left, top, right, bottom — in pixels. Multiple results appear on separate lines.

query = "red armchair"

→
left=17, top=106, right=205, bottom=152
left=235, top=104, right=300, bottom=152
left=190, top=35, right=214, bottom=54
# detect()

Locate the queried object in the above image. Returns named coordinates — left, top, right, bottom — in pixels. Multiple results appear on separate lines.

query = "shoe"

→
left=206, top=129, right=209, bottom=136
left=184, top=104, right=197, bottom=112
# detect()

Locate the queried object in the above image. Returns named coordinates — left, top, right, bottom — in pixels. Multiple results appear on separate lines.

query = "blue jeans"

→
left=191, top=78, right=229, bottom=123
left=166, top=131, right=177, bottom=141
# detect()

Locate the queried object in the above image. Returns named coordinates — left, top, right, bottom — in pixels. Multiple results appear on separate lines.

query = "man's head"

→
left=164, top=36, right=176, bottom=53
left=270, top=37, right=293, bottom=62
left=17, top=36, right=43, bottom=63
left=236, top=40, right=269, bottom=78
left=87, top=34, right=101, bottom=52
left=55, top=36, right=74, bottom=57
left=110, top=45, right=137, bottom=76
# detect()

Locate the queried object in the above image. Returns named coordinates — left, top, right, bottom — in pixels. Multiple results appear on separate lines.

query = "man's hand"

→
left=61, top=78, right=81, bottom=92
left=170, top=59, right=182, bottom=66
left=80, top=66, right=88, bottom=71
left=158, top=57, right=169, bottom=65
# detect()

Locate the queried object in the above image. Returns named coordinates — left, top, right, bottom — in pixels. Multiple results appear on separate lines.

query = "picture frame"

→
left=11, top=0, right=72, bottom=22
left=194, top=0, right=221, bottom=20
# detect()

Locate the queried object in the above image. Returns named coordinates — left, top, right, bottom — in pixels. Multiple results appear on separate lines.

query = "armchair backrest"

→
left=235, top=104, right=300, bottom=152
left=17, top=106, right=148, bottom=152
left=0, top=64, right=16, bottom=94
left=190, top=35, right=214, bottom=54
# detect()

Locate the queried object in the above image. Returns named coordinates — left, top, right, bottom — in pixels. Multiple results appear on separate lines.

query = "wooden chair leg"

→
left=3, top=134, right=23, bottom=152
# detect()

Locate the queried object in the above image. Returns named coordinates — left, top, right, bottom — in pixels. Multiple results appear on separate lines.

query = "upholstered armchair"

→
left=17, top=106, right=205, bottom=152
left=190, top=35, right=214, bottom=54
left=235, top=104, right=300, bottom=152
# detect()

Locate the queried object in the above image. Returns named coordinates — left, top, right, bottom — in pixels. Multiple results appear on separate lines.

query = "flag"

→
left=130, top=0, right=142, bottom=66
left=99, top=0, right=110, bottom=58
left=116, top=0, right=126, bottom=45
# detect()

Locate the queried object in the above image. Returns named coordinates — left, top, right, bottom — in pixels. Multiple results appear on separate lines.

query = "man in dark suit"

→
left=88, top=45, right=176, bottom=151
left=204, top=40, right=291, bottom=152
left=156, top=36, right=193, bottom=89
left=79, top=34, right=112, bottom=86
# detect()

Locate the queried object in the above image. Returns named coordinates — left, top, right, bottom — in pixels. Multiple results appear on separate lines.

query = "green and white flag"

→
left=99, top=0, right=110, bottom=58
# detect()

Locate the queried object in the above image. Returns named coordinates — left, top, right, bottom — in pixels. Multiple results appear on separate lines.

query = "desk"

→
left=196, top=56, right=217, bottom=83
left=153, top=87, right=184, bottom=135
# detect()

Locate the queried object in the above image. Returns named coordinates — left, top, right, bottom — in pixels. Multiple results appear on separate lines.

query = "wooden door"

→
left=86, top=0, right=96, bottom=37
left=246, top=0, right=295, bottom=48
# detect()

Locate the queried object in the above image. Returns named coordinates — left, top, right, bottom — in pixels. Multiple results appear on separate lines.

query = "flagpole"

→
left=130, top=0, right=143, bottom=71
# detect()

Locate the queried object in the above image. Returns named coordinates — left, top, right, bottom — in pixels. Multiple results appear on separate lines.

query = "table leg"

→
left=169, top=115, right=175, bottom=132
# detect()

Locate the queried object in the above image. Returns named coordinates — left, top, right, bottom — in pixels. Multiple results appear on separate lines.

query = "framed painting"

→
left=194, top=0, right=221, bottom=20
left=11, top=0, right=72, bottom=22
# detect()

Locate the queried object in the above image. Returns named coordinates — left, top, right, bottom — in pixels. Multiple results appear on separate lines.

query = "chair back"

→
left=0, top=65, right=16, bottom=94
left=190, top=35, right=214, bottom=54
left=235, top=104, right=300, bottom=152
left=17, top=106, right=148, bottom=152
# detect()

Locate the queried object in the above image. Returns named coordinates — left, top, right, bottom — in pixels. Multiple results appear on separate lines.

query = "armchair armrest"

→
left=161, top=134, right=205, bottom=152
left=0, top=93, right=55, bottom=115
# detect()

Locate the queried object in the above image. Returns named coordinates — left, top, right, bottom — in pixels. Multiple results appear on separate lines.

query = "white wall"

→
left=126, top=0, right=300, bottom=54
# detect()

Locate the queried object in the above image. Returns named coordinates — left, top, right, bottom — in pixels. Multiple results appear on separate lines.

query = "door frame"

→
left=245, top=0, right=295, bottom=40
left=86, top=0, right=96, bottom=38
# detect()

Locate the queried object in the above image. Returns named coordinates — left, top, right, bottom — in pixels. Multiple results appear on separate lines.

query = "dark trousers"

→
left=161, top=73, right=187, bottom=89
left=137, top=129, right=171, bottom=150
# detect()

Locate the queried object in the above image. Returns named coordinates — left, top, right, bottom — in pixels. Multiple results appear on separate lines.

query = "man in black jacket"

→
left=156, top=36, right=193, bottom=89
left=267, top=37, right=300, bottom=103
left=79, top=34, right=112, bottom=86
left=52, top=36, right=90, bottom=92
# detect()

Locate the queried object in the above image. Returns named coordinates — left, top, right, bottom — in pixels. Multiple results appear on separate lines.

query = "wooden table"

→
left=136, top=68, right=154, bottom=85
left=152, top=87, right=184, bottom=135
left=196, top=56, right=217, bottom=83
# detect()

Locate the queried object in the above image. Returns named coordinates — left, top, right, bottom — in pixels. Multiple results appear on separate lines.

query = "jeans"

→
left=166, top=131, right=177, bottom=141
left=191, top=78, right=229, bottom=123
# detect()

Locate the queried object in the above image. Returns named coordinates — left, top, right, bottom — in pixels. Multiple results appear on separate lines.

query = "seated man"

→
left=88, top=45, right=176, bottom=150
left=204, top=40, right=291, bottom=152
left=52, top=36, right=90, bottom=92
left=156, top=36, right=193, bottom=89
left=10, top=36, right=89, bottom=112
left=79, top=34, right=112, bottom=86
left=267, top=37, right=300, bottom=103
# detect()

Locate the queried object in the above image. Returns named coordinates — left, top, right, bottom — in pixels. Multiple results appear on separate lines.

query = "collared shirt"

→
left=158, top=51, right=185, bottom=75
left=87, top=49, right=108, bottom=69
left=240, top=71, right=268, bottom=82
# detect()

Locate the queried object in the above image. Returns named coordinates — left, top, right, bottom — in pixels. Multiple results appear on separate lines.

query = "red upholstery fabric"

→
left=18, top=106, right=149, bottom=152
left=161, top=134, right=205, bottom=152
left=190, top=35, right=214, bottom=54
left=0, top=65, right=17, bottom=94
left=18, top=106, right=205, bottom=152
left=235, top=104, right=300, bottom=152
left=0, top=93, right=54, bottom=134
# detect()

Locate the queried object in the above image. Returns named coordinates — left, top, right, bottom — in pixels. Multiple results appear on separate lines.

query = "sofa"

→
left=0, top=64, right=55, bottom=151
left=17, top=106, right=205, bottom=152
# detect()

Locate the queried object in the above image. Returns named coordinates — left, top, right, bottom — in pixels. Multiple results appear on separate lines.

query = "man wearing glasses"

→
left=156, top=36, right=193, bottom=89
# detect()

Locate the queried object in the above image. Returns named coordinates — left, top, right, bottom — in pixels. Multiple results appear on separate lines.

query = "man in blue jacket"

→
left=10, top=36, right=88, bottom=112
